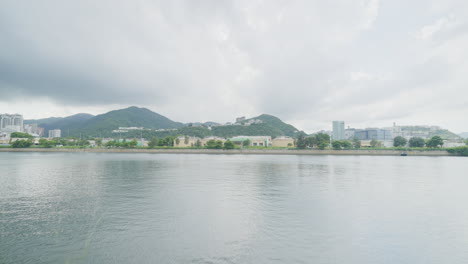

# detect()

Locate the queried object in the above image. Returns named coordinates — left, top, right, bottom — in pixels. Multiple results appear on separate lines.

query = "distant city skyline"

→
left=1, top=1, right=468, bottom=133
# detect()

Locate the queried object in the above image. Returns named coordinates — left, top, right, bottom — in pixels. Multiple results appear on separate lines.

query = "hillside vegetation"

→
left=26, top=107, right=183, bottom=137
left=24, top=107, right=301, bottom=139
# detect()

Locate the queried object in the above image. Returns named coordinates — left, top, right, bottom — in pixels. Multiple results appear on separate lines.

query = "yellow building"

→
left=174, top=136, right=202, bottom=148
left=360, top=140, right=372, bottom=148
left=201, top=136, right=226, bottom=146
left=272, top=136, right=295, bottom=148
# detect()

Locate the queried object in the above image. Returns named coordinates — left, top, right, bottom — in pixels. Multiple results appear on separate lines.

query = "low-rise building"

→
left=355, top=129, right=392, bottom=141
left=272, top=136, right=295, bottom=148
left=174, top=136, right=202, bottom=147
left=230, top=136, right=272, bottom=147
left=201, top=136, right=226, bottom=146
left=360, top=140, right=372, bottom=148
left=48, top=129, right=61, bottom=138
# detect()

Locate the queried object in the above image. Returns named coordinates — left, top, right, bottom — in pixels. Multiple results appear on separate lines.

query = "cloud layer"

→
left=1, top=0, right=468, bottom=132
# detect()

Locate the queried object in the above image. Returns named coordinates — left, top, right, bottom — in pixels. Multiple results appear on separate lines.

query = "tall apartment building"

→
left=0, top=114, right=24, bottom=132
left=332, top=121, right=345, bottom=140
left=48, top=129, right=61, bottom=138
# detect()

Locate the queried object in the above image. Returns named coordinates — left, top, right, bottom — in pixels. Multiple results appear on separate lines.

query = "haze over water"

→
left=1, top=153, right=468, bottom=263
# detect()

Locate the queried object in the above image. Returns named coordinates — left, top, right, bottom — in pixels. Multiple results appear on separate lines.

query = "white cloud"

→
left=416, top=14, right=459, bottom=40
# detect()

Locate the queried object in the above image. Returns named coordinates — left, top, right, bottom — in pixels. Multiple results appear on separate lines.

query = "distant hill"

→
left=398, top=126, right=461, bottom=140
left=459, top=132, right=468, bottom=139
left=25, top=108, right=302, bottom=139
left=210, top=114, right=300, bottom=138
left=114, top=113, right=303, bottom=139
left=24, top=116, right=67, bottom=125
left=27, top=107, right=183, bottom=137
left=189, top=121, right=220, bottom=127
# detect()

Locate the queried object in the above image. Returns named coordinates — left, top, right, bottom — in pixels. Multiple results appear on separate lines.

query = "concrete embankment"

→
left=0, top=148, right=453, bottom=156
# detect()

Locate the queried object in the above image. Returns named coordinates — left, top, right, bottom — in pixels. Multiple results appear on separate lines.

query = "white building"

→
left=48, top=129, right=61, bottom=138
left=332, top=121, right=345, bottom=140
left=0, top=114, right=23, bottom=133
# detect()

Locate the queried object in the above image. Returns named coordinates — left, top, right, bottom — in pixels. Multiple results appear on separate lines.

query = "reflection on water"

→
left=1, top=153, right=468, bottom=263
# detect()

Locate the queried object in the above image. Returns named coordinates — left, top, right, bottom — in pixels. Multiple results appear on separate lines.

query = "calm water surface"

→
left=1, top=153, right=468, bottom=263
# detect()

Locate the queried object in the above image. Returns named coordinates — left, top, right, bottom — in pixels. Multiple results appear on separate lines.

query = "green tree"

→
left=165, top=136, right=175, bottom=147
left=206, top=139, right=223, bottom=149
left=105, top=140, right=116, bottom=147
left=316, top=133, right=330, bottom=143
left=296, top=135, right=307, bottom=149
left=352, top=138, right=361, bottom=149
left=393, top=136, right=407, bottom=147
left=242, top=139, right=251, bottom=147
left=342, top=141, right=352, bottom=149
left=128, top=139, right=138, bottom=148
left=10, top=132, right=33, bottom=139
left=426, top=136, right=444, bottom=148
left=317, top=142, right=328, bottom=150
left=224, top=140, right=235, bottom=149
left=148, top=137, right=159, bottom=148
left=11, top=139, right=32, bottom=148
left=76, top=140, right=90, bottom=146
left=305, top=136, right=317, bottom=147
left=409, top=137, right=425, bottom=148
left=370, top=139, right=382, bottom=148
left=38, top=138, right=54, bottom=148
left=332, top=141, right=342, bottom=150
left=194, top=139, right=202, bottom=148
left=447, top=146, right=468, bottom=156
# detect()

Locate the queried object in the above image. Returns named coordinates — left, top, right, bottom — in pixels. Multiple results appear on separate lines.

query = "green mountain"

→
left=24, top=116, right=68, bottom=125
left=44, top=114, right=94, bottom=129
left=26, top=107, right=183, bottom=137
left=105, top=113, right=302, bottom=139
left=25, top=108, right=301, bottom=139
left=210, top=114, right=300, bottom=138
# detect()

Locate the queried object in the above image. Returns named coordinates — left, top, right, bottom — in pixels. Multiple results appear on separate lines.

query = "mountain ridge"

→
left=24, top=107, right=301, bottom=138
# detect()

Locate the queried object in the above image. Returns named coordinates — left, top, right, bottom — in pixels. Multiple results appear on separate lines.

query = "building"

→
left=0, top=114, right=23, bottom=133
left=272, top=136, right=295, bottom=147
left=332, top=121, right=345, bottom=140
left=230, top=136, right=272, bottom=147
left=48, top=129, right=61, bottom=138
left=24, top=123, right=43, bottom=137
left=201, top=136, right=226, bottom=146
left=344, top=128, right=357, bottom=139
left=355, top=129, right=392, bottom=141
left=174, top=136, right=202, bottom=147
left=236, top=116, right=246, bottom=123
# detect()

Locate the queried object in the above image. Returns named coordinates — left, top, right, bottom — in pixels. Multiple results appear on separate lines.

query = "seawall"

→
left=0, top=148, right=454, bottom=156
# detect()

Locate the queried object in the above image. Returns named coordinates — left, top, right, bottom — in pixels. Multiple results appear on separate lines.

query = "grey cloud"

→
left=1, top=0, right=468, bottom=132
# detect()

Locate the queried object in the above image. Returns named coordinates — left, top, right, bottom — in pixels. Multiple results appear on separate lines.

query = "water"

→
left=1, top=153, right=468, bottom=264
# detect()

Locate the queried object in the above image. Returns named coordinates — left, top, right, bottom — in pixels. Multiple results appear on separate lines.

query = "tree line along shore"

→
left=2, top=132, right=468, bottom=156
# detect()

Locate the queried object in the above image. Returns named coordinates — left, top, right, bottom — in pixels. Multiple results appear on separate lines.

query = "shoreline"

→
left=0, top=148, right=455, bottom=156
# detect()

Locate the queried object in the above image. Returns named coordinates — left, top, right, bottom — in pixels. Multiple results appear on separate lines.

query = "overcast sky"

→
left=1, top=0, right=467, bottom=133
